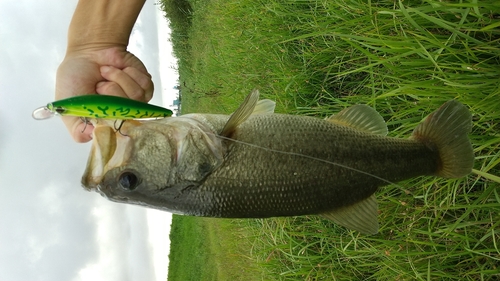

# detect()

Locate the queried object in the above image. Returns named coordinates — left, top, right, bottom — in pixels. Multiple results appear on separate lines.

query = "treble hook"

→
left=80, top=117, right=91, bottom=133
left=114, top=120, right=128, bottom=136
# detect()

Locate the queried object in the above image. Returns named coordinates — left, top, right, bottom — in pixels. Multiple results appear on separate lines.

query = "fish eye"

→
left=118, top=171, right=140, bottom=191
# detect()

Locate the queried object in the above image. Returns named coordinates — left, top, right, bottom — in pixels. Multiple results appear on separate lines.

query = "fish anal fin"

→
left=220, top=89, right=260, bottom=137
left=320, top=194, right=379, bottom=235
left=327, top=105, right=388, bottom=136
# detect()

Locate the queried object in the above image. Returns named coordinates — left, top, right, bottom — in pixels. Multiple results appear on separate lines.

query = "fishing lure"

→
left=32, top=95, right=173, bottom=120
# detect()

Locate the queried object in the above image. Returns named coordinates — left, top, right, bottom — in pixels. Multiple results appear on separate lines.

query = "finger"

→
left=123, top=67, right=154, bottom=102
left=96, top=80, right=127, bottom=98
left=100, top=66, right=147, bottom=101
left=61, top=116, right=94, bottom=143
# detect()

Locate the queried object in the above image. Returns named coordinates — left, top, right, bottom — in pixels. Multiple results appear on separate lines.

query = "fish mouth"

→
left=81, top=121, right=134, bottom=191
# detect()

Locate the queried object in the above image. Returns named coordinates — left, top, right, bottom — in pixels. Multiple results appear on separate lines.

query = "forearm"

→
left=67, top=0, right=146, bottom=52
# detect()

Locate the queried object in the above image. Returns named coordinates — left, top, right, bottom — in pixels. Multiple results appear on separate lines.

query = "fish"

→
left=81, top=90, right=474, bottom=234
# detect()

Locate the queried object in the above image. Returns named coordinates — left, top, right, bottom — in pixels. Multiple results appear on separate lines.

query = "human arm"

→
left=55, top=0, right=153, bottom=142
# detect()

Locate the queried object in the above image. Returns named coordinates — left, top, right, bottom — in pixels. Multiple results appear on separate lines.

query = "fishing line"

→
left=94, top=117, right=403, bottom=188
left=205, top=132, right=403, bottom=188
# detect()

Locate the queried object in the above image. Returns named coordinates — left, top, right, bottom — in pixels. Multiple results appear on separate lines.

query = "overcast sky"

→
left=0, top=1, right=177, bottom=280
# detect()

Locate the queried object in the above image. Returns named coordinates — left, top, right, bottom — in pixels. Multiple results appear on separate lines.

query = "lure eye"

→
left=118, top=171, right=140, bottom=191
left=54, top=107, right=66, bottom=114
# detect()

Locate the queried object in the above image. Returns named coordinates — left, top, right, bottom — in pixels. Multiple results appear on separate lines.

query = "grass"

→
left=167, top=215, right=263, bottom=281
left=160, top=0, right=500, bottom=280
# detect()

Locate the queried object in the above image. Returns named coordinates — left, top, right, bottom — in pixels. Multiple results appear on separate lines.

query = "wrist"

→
left=66, top=0, right=146, bottom=53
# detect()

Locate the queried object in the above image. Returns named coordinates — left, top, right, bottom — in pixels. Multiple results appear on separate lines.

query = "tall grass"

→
left=160, top=0, right=500, bottom=280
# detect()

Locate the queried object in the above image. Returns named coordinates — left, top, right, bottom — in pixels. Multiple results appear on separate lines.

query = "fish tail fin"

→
left=411, top=100, right=474, bottom=178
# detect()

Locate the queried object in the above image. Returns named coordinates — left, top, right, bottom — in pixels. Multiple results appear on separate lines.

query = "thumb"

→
left=55, top=56, right=101, bottom=143
left=61, top=116, right=94, bottom=143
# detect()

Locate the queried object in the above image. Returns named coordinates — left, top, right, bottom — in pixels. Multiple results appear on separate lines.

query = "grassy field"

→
left=167, top=216, right=263, bottom=281
left=160, top=0, right=500, bottom=280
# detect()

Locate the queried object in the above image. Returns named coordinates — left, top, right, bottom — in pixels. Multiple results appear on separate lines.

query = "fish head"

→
left=81, top=117, right=224, bottom=211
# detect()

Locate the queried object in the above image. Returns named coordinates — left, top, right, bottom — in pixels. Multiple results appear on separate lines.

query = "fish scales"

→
left=172, top=113, right=439, bottom=217
left=82, top=90, right=473, bottom=234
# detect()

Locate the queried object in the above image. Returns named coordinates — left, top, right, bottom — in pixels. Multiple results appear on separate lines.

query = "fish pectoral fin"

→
left=319, top=194, right=379, bottom=235
left=327, top=105, right=388, bottom=136
left=220, top=89, right=260, bottom=137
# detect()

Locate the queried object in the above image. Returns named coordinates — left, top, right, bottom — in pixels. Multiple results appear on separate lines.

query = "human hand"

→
left=55, top=46, right=154, bottom=142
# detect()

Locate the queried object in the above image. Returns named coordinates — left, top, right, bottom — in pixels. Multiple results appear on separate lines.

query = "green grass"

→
left=167, top=216, right=262, bottom=281
left=167, top=216, right=214, bottom=281
left=160, top=0, right=500, bottom=280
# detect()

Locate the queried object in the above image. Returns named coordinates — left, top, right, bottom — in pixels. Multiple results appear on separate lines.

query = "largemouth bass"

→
left=82, top=90, right=474, bottom=234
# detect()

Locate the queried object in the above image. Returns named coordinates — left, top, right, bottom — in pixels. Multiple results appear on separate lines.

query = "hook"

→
left=114, top=120, right=128, bottom=136
left=80, top=117, right=90, bottom=133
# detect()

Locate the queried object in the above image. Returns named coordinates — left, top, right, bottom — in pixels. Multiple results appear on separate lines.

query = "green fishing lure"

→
left=32, top=95, right=173, bottom=120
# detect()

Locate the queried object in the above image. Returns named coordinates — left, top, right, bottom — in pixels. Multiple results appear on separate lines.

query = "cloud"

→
left=74, top=204, right=155, bottom=281
left=147, top=210, right=172, bottom=279
left=1, top=181, right=100, bottom=281
left=0, top=1, right=172, bottom=280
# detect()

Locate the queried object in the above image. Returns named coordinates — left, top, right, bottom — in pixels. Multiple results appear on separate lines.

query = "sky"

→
left=0, top=1, right=177, bottom=280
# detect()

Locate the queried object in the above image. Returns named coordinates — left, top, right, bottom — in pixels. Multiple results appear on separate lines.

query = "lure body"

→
left=32, top=95, right=173, bottom=120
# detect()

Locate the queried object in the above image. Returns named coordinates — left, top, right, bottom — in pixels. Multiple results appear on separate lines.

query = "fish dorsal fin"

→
left=220, top=89, right=260, bottom=137
left=320, top=194, right=379, bottom=235
left=253, top=99, right=276, bottom=115
left=327, top=105, right=388, bottom=136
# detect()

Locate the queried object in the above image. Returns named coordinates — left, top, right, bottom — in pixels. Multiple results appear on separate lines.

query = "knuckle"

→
left=97, top=82, right=122, bottom=96
left=123, top=67, right=152, bottom=89
left=128, top=88, right=146, bottom=101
